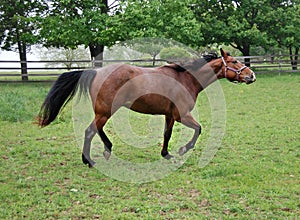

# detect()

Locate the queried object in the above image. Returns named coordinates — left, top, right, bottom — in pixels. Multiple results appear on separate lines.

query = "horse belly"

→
left=128, top=94, right=171, bottom=115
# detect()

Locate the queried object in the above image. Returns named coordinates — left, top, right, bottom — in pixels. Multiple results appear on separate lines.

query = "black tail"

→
left=38, top=70, right=96, bottom=127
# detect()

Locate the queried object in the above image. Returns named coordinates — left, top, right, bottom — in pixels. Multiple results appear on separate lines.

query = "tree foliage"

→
left=160, top=47, right=194, bottom=62
left=119, top=0, right=202, bottom=47
left=192, top=0, right=299, bottom=68
left=0, top=0, right=47, bottom=51
left=39, top=0, right=118, bottom=66
left=263, top=1, right=300, bottom=69
left=193, top=0, right=271, bottom=56
left=39, top=0, right=202, bottom=62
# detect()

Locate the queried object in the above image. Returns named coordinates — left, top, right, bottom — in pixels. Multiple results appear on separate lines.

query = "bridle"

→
left=221, top=57, right=248, bottom=82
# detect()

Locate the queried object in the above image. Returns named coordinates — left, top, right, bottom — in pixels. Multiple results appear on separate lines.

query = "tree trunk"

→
left=88, top=0, right=108, bottom=68
left=289, top=47, right=299, bottom=70
left=89, top=44, right=105, bottom=68
left=271, top=51, right=275, bottom=64
left=152, top=54, right=158, bottom=66
left=18, top=40, right=28, bottom=81
left=101, top=0, right=108, bottom=13
left=230, top=43, right=251, bottom=67
left=241, top=44, right=251, bottom=67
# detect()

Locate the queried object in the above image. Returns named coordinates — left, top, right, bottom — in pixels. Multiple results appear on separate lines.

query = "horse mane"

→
left=164, top=52, right=219, bottom=72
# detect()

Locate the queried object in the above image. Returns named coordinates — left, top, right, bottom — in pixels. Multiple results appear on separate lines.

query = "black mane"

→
left=165, top=52, right=219, bottom=72
left=202, top=53, right=219, bottom=62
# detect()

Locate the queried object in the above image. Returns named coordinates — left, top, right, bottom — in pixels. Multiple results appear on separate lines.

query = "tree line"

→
left=0, top=0, right=299, bottom=80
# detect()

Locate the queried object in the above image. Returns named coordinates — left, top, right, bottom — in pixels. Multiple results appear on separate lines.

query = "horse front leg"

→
left=178, top=113, right=201, bottom=156
left=82, top=122, right=97, bottom=167
left=161, top=116, right=175, bottom=159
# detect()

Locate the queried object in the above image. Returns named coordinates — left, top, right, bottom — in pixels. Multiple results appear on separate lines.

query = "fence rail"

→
left=0, top=55, right=298, bottom=82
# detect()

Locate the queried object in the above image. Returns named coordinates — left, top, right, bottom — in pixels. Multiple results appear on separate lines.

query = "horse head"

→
left=220, top=48, right=256, bottom=84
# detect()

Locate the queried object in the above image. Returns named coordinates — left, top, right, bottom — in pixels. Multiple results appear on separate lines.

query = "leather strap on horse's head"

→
left=221, top=57, right=247, bottom=81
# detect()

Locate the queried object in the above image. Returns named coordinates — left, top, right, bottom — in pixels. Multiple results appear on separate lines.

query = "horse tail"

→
left=38, top=70, right=97, bottom=127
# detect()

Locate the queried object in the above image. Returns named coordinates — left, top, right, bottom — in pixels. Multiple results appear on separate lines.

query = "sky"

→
left=0, top=49, right=40, bottom=70
left=0, top=50, right=38, bottom=60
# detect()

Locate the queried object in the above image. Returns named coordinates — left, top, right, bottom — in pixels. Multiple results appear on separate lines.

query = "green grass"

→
left=0, top=72, right=299, bottom=219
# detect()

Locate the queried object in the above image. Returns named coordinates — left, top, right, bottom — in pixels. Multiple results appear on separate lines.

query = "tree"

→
left=120, top=38, right=173, bottom=66
left=37, top=46, right=91, bottom=69
left=115, top=0, right=202, bottom=65
left=192, top=0, right=275, bottom=66
left=39, top=0, right=202, bottom=67
left=120, top=0, right=202, bottom=48
left=39, top=0, right=122, bottom=67
left=160, top=47, right=194, bottom=62
left=0, top=0, right=47, bottom=80
left=264, top=1, right=300, bottom=70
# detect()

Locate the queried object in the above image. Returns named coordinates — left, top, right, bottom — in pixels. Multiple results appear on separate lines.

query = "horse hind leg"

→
left=178, top=113, right=201, bottom=156
left=82, top=114, right=112, bottom=167
left=161, top=116, right=175, bottom=160
left=82, top=122, right=97, bottom=167
left=95, top=115, right=113, bottom=161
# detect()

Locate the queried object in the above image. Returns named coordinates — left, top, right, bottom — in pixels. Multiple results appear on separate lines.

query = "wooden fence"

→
left=0, top=55, right=298, bottom=82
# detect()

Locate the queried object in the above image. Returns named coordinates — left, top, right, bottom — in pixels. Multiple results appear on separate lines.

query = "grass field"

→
left=0, top=72, right=299, bottom=219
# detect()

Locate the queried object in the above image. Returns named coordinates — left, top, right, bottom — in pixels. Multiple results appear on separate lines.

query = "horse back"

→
left=90, top=63, right=198, bottom=117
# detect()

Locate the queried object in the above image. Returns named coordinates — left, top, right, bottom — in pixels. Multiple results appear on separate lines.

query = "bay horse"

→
left=38, top=48, right=256, bottom=167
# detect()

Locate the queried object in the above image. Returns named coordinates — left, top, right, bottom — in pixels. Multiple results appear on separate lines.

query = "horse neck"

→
left=189, top=59, right=223, bottom=92
left=208, top=58, right=223, bottom=79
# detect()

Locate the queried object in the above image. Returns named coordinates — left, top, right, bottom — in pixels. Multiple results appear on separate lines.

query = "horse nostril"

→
left=245, top=76, right=251, bottom=82
left=244, top=75, right=255, bottom=84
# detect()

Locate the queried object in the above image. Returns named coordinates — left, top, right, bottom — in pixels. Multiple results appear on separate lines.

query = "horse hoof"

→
left=163, top=153, right=174, bottom=160
left=103, top=150, right=111, bottom=160
left=178, top=146, right=187, bottom=156
left=82, top=153, right=96, bottom=168
left=88, top=161, right=96, bottom=168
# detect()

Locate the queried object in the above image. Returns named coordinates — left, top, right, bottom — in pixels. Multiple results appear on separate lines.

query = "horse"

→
left=37, top=48, right=256, bottom=167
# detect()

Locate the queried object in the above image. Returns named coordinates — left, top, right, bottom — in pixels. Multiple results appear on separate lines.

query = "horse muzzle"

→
left=244, top=72, right=256, bottom=84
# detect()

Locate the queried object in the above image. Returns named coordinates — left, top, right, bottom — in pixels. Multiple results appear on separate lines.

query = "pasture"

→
left=0, top=72, right=299, bottom=219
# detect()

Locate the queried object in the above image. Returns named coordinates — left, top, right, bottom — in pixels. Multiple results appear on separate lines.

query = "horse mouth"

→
left=246, top=79, right=255, bottom=84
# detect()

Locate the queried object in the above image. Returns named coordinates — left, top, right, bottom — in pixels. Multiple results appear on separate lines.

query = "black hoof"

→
left=163, top=153, right=175, bottom=160
left=82, top=153, right=96, bottom=168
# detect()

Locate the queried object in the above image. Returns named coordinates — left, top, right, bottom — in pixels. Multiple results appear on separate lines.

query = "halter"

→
left=221, top=57, right=248, bottom=81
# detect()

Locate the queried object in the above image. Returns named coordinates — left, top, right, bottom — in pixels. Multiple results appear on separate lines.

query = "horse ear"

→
left=220, top=48, right=227, bottom=58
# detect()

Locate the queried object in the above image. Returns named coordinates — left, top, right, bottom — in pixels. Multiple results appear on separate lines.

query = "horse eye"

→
left=232, top=61, right=238, bottom=64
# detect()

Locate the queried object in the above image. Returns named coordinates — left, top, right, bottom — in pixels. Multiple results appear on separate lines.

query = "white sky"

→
left=0, top=49, right=40, bottom=70
left=0, top=50, right=37, bottom=60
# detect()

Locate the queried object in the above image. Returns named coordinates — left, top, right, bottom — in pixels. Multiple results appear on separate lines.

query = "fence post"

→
left=278, top=52, right=282, bottom=75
